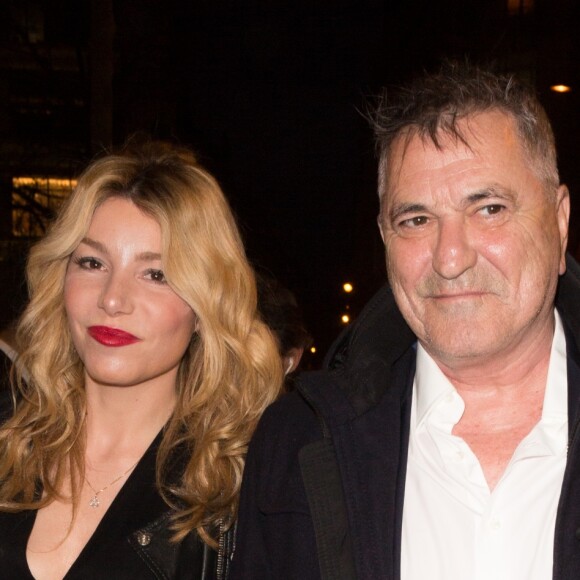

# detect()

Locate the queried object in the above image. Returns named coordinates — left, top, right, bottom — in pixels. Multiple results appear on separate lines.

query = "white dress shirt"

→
left=401, top=312, right=568, bottom=580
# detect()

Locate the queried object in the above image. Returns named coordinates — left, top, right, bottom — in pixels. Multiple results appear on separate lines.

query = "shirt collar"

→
left=542, top=310, right=567, bottom=422
left=414, top=309, right=568, bottom=428
left=414, top=343, right=455, bottom=426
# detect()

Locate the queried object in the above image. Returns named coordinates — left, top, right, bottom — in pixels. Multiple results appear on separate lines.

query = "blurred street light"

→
left=550, top=84, right=571, bottom=93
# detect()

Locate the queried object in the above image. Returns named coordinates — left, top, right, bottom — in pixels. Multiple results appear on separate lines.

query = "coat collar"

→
left=303, top=254, right=580, bottom=420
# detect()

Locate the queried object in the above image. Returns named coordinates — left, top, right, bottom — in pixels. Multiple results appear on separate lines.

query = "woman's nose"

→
left=97, top=272, right=134, bottom=316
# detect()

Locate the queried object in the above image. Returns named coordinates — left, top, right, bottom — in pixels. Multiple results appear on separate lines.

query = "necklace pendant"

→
left=89, top=495, right=100, bottom=508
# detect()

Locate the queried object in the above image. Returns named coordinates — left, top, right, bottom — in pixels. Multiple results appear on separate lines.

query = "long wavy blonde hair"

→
left=0, top=139, right=284, bottom=545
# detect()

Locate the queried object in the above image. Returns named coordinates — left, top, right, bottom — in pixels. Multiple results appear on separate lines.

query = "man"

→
left=256, top=271, right=313, bottom=378
left=231, top=63, right=580, bottom=579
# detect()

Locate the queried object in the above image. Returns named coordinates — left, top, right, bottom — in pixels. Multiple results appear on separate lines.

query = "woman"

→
left=0, top=139, right=283, bottom=579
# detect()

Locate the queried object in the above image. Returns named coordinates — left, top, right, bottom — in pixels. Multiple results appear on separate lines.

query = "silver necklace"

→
left=85, top=460, right=139, bottom=508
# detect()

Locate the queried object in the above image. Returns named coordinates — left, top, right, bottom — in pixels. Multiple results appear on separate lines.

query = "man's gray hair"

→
left=370, top=61, right=559, bottom=197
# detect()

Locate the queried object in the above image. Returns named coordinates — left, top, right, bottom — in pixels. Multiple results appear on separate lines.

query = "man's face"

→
left=378, top=111, right=569, bottom=370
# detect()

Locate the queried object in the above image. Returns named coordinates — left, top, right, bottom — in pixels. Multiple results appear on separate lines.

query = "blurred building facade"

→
left=0, top=0, right=577, bottom=353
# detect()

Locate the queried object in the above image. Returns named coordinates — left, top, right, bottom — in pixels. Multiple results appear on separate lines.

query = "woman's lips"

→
left=88, top=326, right=140, bottom=347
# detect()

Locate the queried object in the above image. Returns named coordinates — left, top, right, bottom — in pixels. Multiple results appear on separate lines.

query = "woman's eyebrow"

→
left=79, top=237, right=108, bottom=254
left=78, top=238, right=161, bottom=262
left=136, top=251, right=162, bottom=262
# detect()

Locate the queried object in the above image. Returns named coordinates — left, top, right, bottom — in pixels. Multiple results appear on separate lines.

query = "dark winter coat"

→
left=231, top=254, right=580, bottom=580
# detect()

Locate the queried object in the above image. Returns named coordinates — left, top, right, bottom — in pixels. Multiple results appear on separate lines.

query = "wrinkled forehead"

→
left=379, top=112, right=529, bottom=200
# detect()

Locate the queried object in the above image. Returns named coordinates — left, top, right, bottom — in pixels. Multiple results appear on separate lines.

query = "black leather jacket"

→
left=0, top=425, right=232, bottom=579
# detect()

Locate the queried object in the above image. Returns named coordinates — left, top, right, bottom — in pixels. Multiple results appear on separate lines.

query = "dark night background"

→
left=0, top=0, right=578, bottom=366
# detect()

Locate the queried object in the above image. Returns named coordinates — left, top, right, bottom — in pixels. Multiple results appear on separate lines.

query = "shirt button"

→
left=455, top=450, right=464, bottom=461
left=445, top=393, right=454, bottom=404
left=490, top=518, right=501, bottom=531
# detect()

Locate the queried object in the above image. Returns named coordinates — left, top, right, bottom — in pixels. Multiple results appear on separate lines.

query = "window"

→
left=12, top=176, right=76, bottom=237
left=507, top=0, right=534, bottom=16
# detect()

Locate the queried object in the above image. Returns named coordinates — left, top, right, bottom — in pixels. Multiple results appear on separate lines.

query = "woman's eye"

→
left=145, top=269, right=167, bottom=284
left=74, top=256, right=103, bottom=270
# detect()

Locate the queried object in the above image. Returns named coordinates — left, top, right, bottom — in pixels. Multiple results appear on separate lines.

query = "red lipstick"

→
left=88, top=326, right=140, bottom=347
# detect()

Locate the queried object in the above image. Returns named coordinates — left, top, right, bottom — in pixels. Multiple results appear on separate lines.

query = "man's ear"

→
left=556, top=184, right=570, bottom=275
left=377, top=213, right=386, bottom=244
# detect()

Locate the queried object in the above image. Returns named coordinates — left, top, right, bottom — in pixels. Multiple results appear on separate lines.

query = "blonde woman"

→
left=0, top=139, right=283, bottom=579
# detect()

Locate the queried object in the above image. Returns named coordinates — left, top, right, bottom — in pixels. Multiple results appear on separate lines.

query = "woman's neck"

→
left=84, top=375, right=176, bottom=462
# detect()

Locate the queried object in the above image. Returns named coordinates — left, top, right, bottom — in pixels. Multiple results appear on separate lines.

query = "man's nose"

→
left=97, top=272, right=134, bottom=316
left=432, top=217, right=477, bottom=280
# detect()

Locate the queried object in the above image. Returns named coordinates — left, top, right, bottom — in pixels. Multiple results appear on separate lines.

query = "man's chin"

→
left=421, top=330, right=504, bottom=366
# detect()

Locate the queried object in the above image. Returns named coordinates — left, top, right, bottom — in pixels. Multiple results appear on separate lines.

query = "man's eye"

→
left=400, top=216, right=429, bottom=228
left=480, top=204, right=505, bottom=216
left=145, top=269, right=167, bottom=284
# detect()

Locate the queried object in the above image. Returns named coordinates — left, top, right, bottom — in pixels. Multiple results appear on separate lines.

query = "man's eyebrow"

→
left=462, top=187, right=515, bottom=207
left=77, top=238, right=161, bottom=262
left=389, top=203, right=428, bottom=222
left=389, top=187, right=515, bottom=221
